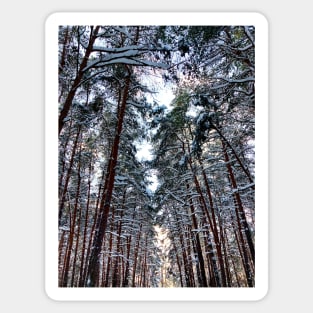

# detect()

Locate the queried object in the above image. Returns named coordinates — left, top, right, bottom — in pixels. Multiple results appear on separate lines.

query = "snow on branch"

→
left=83, top=49, right=142, bottom=71
left=105, top=231, right=127, bottom=240
left=83, top=52, right=169, bottom=71
left=168, top=191, right=186, bottom=205
left=103, top=58, right=169, bottom=69
left=127, top=100, right=146, bottom=108
left=231, top=183, right=255, bottom=194
left=244, top=26, right=255, bottom=46
left=92, top=44, right=170, bottom=53
left=112, top=26, right=134, bottom=40
left=212, top=76, right=255, bottom=83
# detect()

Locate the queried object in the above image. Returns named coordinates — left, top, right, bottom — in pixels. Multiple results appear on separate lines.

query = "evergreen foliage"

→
left=58, top=25, right=255, bottom=287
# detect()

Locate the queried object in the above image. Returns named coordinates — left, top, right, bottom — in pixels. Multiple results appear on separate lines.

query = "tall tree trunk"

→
left=198, top=161, right=227, bottom=287
left=58, top=120, right=73, bottom=194
left=185, top=136, right=226, bottom=287
left=123, top=235, right=132, bottom=287
left=104, top=210, right=115, bottom=287
left=132, top=223, right=142, bottom=287
left=70, top=179, right=83, bottom=287
left=59, top=26, right=69, bottom=75
left=139, top=236, right=148, bottom=287
left=123, top=207, right=137, bottom=287
left=213, top=125, right=254, bottom=188
left=223, top=141, right=255, bottom=264
left=172, top=238, right=184, bottom=287
left=80, top=167, right=105, bottom=286
left=172, top=208, right=192, bottom=287
left=58, top=230, right=67, bottom=285
left=186, top=183, right=208, bottom=287
left=86, top=71, right=131, bottom=287
left=223, top=142, right=254, bottom=286
left=185, top=225, right=196, bottom=287
left=78, top=158, right=92, bottom=286
left=58, top=26, right=70, bottom=102
left=59, top=125, right=81, bottom=226
left=203, top=227, right=220, bottom=287
left=59, top=26, right=100, bottom=135
left=60, top=144, right=82, bottom=287
left=112, top=191, right=126, bottom=287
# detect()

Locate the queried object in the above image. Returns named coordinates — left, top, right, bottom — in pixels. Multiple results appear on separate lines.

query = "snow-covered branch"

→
left=244, top=26, right=255, bottom=46
left=212, top=76, right=255, bottom=83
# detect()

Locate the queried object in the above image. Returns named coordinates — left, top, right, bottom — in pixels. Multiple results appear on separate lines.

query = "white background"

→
left=1, top=0, right=311, bottom=312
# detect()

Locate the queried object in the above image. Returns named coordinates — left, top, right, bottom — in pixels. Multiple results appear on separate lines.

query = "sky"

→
left=135, top=83, right=175, bottom=193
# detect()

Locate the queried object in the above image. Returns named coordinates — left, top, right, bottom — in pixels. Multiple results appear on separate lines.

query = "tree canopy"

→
left=58, top=25, right=255, bottom=288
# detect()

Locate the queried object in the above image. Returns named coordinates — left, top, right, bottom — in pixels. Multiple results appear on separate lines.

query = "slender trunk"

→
left=70, top=175, right=83, bottom=286
left=104, top=210, right=115, bottom=287
left=172, top=239, right=184, bottom=287
left=58, top=120, right=73, bottom=194
left=204, top=227, right=220, bottom=287
left=213, top=125, right=254, bottom=188
left=140, top=236, right=148, bottom=287
left=60, top=144, right=82, bottom=287
left=224, top=227, right=241, bottom=287
left=59, top=126, right=81, bottom=226
left=123, top=208, right=137, bottom=287
left=59, top=26, right=69, bottom=75
left=223, top=142, right=255, bottom=264
left=58, top=26, right=70, bottom=102
left=185, top=137, right=226, bottom=287
left=132, top=223, right=142, bottom=287
left=112, top=192, right=126, bottom=287
left=58, top=230, right=67, bottom=285
left=215, top=206, right=231, bottom=287
left=191, top=174, right=226, bottom=287
left=186, top=183, right=208, bottom=287
left=123, top=235, right=132, bottom=287
left=80, top=167, right=105, bottom=286
left=223, top=142, right=254, bottom=286
left=59, top=26, right=100, bottom=135
left=185, top=225, right=196, bottom=287
left=173, top=210, right=192, bottom=287
left=78, top=158, right=92, bottom=286
left=228, top=208, right=248, bottom=285
left=86, top=72, right=131, bottom=287
left=198, top=161, right=227, bottom=287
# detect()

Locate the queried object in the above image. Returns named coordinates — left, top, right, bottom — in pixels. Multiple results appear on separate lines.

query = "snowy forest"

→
left=58, top=25, right=255, bottom=288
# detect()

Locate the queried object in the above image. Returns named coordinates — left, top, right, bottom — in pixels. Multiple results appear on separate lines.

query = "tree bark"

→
left=59, top=26, right=100, bottom=135
left=78, top=158, right=92, bottom=286
left=186, top=183, right=208, bottom=287
left=60, top=144, right=82, bottom=287
left=86, top=71, right=131, bottom=287
left=223, top=142, right=254, bottom=286
left=59, top=125, right=81, bottom=226
left=132, top=223, right=142, bottom=287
